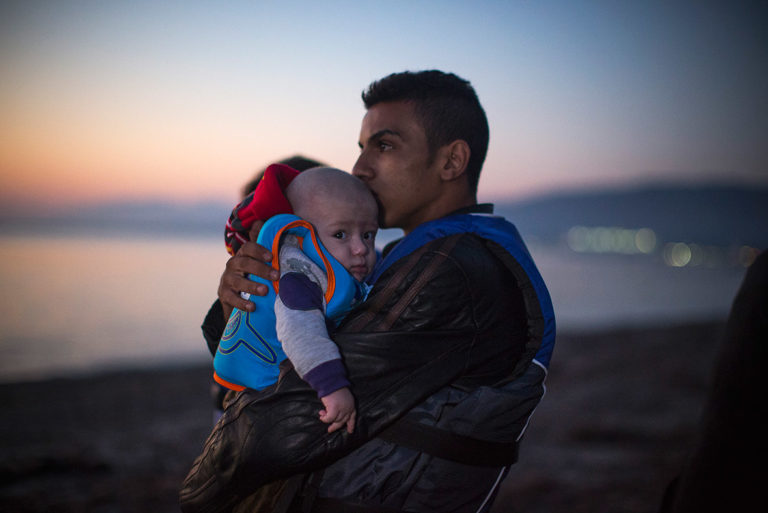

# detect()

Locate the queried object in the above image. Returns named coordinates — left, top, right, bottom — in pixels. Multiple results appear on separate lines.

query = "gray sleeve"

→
left=275, top=244, right=341, bottom=380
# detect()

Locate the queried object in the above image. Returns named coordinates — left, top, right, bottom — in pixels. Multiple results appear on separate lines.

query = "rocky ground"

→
left=0, top=321, right=724, bottom=513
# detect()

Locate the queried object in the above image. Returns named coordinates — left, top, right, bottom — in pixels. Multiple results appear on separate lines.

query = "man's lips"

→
left=370, top=192, right=386, bottom=227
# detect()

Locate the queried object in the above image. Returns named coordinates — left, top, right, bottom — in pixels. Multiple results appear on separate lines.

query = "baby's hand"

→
left=319, top=387, right=356, bottom=434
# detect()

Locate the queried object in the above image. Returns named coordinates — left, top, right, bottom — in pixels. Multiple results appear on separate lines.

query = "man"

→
left=181, top=70, right=555, bottom=513
left=658, top=251, right=767, bottom=513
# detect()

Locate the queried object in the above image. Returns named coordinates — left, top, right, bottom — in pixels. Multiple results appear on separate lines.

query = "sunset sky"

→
left=1, top=0, right=766, bottom=212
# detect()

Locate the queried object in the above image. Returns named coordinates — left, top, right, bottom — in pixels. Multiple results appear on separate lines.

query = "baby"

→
left=214, top=166, right=378, bottom=434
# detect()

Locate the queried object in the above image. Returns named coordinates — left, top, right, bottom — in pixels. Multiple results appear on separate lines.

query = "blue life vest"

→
left=214, top=214, right=366, bottom=391
left=369, top=213, right=556, bottom=369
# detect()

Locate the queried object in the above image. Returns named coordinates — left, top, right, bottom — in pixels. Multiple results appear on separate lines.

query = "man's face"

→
left=352, top=101, right=444, bottom=234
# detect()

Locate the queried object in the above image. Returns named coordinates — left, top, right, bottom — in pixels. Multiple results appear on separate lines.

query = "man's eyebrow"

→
left=359, top=129, right=401, bottom=147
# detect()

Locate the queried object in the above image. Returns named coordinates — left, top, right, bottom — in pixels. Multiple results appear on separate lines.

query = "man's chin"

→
left=377, top=207, right=387, bottom=228
left=378, top=212, right=399, bottom=230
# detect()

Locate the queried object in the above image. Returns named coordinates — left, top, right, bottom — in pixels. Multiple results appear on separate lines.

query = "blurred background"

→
left=1, top=1, right=766, bottom=512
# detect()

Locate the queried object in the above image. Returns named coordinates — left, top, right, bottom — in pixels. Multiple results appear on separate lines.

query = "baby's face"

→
left=309, top=195, right=378, bottom=282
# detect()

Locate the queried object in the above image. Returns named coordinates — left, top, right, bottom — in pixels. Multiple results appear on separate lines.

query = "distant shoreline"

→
left=3, top=181, right=767, bottom=248
left=0, top=316, right=729, bottom=387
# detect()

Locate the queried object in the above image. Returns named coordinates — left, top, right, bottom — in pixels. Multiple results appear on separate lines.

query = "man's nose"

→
left=352, top=152, right=371, bottom=179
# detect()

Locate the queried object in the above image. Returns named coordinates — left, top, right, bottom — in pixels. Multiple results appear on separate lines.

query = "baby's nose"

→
left=351, top=238, right=368, bottom=255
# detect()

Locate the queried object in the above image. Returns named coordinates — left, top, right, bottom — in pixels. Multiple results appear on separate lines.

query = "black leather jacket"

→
left=181, top=227, right=549, bottom=513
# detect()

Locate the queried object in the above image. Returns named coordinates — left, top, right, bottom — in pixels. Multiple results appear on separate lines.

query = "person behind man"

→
left=657, top=251, right=767, bottom=513
left=213, top=166, right=378, bottom=434
left=181, top=70, right=556, bottom=513
left=239, top=155, right=326, bottom=199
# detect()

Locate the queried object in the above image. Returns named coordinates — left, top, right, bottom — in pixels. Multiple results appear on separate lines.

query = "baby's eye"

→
left=333, top=231, right=346, bottom=239
left=363, top=231, right=376, bottom=241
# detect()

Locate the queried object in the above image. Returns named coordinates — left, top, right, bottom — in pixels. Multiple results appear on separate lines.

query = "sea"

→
left=0, top=229, right=749, bottom=384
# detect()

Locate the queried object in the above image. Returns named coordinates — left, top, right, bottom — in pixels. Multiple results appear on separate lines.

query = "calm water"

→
left=0, top=233, right=747, bottom=383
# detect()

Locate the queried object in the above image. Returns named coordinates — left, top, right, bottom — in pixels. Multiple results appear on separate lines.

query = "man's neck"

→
left=447, top=202, right=493, bottom=216
left=400, top=180, right=477, bottom=235
left=401, top=197, right=486, bottom=235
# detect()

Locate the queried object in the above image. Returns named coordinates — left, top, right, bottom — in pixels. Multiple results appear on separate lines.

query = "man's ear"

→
left=439, top=140, right=470, bottom=182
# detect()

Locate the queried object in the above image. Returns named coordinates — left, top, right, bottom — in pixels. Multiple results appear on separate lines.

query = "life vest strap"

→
left=377, top=417, right=519, bottom=467
left=311, top=498, right=407, bottom=513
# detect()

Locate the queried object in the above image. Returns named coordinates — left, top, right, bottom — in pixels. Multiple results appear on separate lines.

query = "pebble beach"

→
left=0, top=321, right=724, bottom=513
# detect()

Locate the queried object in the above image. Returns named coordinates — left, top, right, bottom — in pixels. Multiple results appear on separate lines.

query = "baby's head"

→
left=286, top=167, right=378, bottom=281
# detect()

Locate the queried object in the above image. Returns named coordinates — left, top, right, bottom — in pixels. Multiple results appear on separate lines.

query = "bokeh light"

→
left=567, top=226, right=658, bottom=255
left=663, top=242, right=692, bottom=267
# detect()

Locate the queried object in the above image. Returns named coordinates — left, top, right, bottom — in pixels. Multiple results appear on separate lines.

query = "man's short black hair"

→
left=361, top=70, right=489, bottom=193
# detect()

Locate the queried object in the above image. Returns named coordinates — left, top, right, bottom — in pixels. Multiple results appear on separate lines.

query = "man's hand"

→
left=319, top=387, right=356, bottom=434
left=218, top=220, right=279, bottom=318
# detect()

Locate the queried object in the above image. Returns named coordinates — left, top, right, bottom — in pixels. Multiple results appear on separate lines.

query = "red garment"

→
left=225, top=163, right=300, bottom=255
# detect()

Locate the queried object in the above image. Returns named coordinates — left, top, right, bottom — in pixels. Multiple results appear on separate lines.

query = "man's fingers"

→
left=237, top=240, right=274, bottom=268
left=221, top=269, right=269, bottom=297
left=217, top=239, right=280, bottom=313
left=218, top=265, right=266, bottom=312
left=228, top=244, right=278, bottom=281
left=219, top=288, right=255, bottom=313
left=248, top=219, right=265, bottom=241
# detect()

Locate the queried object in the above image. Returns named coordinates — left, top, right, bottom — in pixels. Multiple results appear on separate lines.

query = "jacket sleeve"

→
left=180, top=234, right=528, bottom=512
left=201, top=299, right=226, bottom=357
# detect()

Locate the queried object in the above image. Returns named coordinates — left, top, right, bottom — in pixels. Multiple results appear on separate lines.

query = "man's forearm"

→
left=201, top=299, right=227, bottom=356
